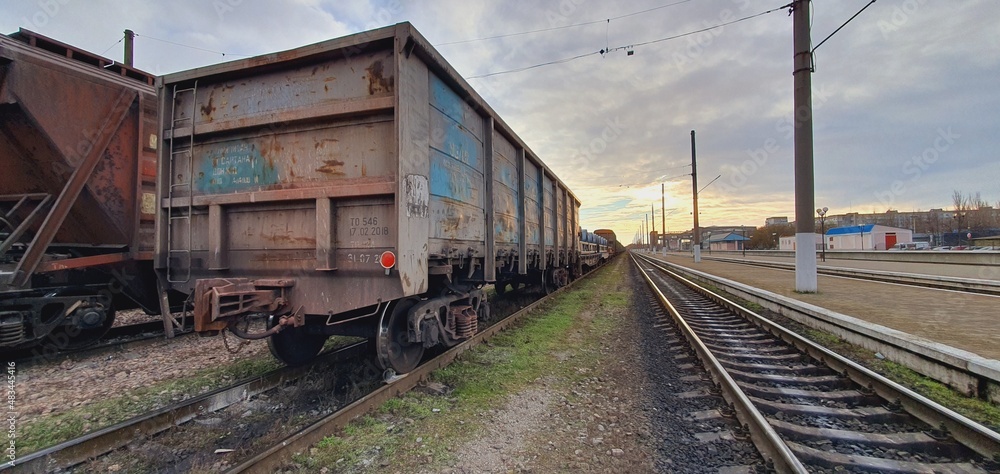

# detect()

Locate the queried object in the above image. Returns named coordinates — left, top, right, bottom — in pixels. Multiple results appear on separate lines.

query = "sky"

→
left=4, top=0, right=999, bottom=243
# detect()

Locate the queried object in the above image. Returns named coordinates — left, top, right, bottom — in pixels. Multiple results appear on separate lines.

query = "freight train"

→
left=0, top=24, right=612, bottom=373
left=154, top=23, right=594, bottom=374
left=0, top=29, right=174, bottom=352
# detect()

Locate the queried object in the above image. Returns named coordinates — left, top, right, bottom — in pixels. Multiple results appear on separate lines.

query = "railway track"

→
left=632, top=252, right=1000, bottom=472
left=6, top=316, right=194, bottom=367
left=698, top=255, right=1000, bottom=296
left=224, top=272, right=597, bottom=473
left=10, top=265, right=598, bottom=472
left=9, top=340, right=370, bottom=473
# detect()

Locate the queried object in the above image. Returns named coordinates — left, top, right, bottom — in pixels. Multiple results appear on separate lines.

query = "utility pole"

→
left=691, top=130, right=701, bottom=263
left=661, top=183, right=666, bottom=255
left=645, top=213, right=649, bottom=250
left=792, top=0, right=817, bottom=292
left=651, top=204, right=656, bottom=252
left=124, top=29, right=135, bottom=67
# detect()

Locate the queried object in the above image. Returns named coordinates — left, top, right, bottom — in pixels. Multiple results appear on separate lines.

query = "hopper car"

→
left=0, top=29, right=168, bottom=351
left=154, top=23, right=584, bottom=374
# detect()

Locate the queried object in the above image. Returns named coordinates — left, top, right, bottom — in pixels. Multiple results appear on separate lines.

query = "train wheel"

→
left=47, top=305, right=116, bottom=351
left=268, top=317, right=327, bottom=366
left=376, top=298, right=424, bottom=375
left=543, top=272, right=556, bottom=295
left=495, top=280, right=509, bottom=296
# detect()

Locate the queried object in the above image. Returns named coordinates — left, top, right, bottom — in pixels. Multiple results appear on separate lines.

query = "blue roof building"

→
left=707, top=232, right=749, bottom=251
left=825, top=224, right=912, bottom=251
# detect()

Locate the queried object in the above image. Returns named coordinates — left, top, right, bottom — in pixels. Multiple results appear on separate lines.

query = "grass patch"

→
left=19, top=355, right=279, bottom=454
left=301, top=261, right=629, bottom=473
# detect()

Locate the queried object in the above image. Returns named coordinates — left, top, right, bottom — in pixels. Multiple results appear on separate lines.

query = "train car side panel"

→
left=156, top=33, right=405, bottom=320
left=395, top=35, right=431, bottom=295
left=427, top=74, right=485, bottom=259
left=492, top=131, right=520, bottom=252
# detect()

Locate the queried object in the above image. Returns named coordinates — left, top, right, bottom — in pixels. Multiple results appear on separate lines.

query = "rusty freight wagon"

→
left=0, top=29, right=163, bottom=351
left=155, top=23, right=581, bottom=374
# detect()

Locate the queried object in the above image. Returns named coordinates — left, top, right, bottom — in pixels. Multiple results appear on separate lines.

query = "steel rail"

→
left=637, top=251, right=1000, bottom=408
left=9, top=317, right=194, bottom=367
left=225, top=260, right=613, bottom=474
left=631, top=253, right=808, bottom=473
left=635, top=252, right=1000, bottom=460
left=8, top=341, right=369, bottom=473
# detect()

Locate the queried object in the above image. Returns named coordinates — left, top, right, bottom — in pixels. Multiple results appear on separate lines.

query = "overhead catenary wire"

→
left=697, top=174, right=722, bottom=195
left=99, top=34, right=124, bottom=57
left=133, top=32, right=252, bottom=58
left=606, top=2, right=793, bottom=54
left=467, top=3, right=791, bottom=80
left=435, top=0, right=696, bottom=47
left=812, top=0, right=878, bottom=53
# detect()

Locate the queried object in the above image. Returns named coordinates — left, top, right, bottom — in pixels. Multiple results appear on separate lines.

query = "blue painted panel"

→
left=429, top=197, right=484, bottom=242
left=429, top=110, right=481, bottom=171
left=494, top=185, right=519, bottom=244
left=543, top=175, right=554, bottom=247
left=197, top=141, right=279, bottom=193
left=495, top=214, right=519, bottom=245
left=494, top=155, right=518, bottom=192
left=429, top=74, right=482, bottom=172
left=429, top=149, right=483, bottom=208
left=524, top=202, right=540, bottom=245
left=429, top=74, right=466, bottom=126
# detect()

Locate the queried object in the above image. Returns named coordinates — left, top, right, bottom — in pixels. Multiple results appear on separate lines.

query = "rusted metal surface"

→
left=9, top=89, right=137, bottom=288
left=0, top=30, right=157, bottom=260
left=0, top=29, right=162, bottom=349
left=34, top=252, right=129, bottom=273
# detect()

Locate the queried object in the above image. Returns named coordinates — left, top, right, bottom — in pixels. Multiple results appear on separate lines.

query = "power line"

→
left=606, top=2, right=793, bottom=54
left=99, top=34, right=124, bottom=57
left=467, top=50, right=600, bottom=79
left=466, top=3, right=790, bottom=80
left=436, top=0, right=697, bottom=47
left=812, top=0, right=878, bottom=53
left=134, top=32, right=252, bottom=58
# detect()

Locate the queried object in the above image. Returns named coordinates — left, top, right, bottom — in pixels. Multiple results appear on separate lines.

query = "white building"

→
left=826, top=224, right=913, bottom=250
left=778, top=234, right=822, bottom=251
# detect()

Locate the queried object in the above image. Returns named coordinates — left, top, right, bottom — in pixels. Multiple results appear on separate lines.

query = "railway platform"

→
left=642, top=251, right=1000, bottom=362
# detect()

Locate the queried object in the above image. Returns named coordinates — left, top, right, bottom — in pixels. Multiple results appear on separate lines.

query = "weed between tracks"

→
left=18, top=356, right=280, bottom=455
left=19, top=336, right=361, bottom=457
left=294, top=263, right=629, bottom=473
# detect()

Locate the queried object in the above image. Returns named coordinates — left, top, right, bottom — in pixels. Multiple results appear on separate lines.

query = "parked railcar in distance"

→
left=155, top=23, right=581, bottom=375
left=578, top=228, right=609, bottom=271
left=0, top=29, right=164, bottom=351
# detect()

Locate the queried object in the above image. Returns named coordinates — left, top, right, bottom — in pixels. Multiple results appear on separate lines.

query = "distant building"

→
left=778, top=235, right=822, bottom=251
left=972, top=235, right=1000, bottom=249
left=765, top=216, right=788, bottom=226
left=826, top=224, right=913, bottom=250
left=707, top=232, right=750, bottom=251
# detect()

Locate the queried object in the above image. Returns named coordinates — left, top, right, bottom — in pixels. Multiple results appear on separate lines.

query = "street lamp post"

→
left=742, top=226, right=746, bottom=257
left=816, top=207, right=828, bottom=262
left=954, top=212, right=966, bottom=247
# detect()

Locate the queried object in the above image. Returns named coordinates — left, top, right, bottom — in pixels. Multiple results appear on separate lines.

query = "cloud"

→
left=4, top=0, right=998, bottom=241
